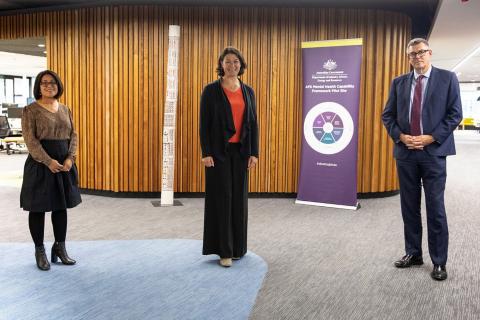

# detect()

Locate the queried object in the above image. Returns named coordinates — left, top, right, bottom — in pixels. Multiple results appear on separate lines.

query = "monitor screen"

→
left=7, top=107, right=23, bottom=119
left=2, top=103, right=18, bottom=108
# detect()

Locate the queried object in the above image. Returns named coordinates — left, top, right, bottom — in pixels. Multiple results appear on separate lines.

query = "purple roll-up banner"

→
left=296, top=38, right=363, bottom=210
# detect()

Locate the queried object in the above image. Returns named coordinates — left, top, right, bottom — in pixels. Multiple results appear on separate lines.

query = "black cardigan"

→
left=199, top=79, right=259, bottom=161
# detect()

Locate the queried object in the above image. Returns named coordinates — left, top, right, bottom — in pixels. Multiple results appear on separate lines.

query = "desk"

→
left=0, top=136, right=27, bottom=155
left=9, top=129, right=22, bottom=136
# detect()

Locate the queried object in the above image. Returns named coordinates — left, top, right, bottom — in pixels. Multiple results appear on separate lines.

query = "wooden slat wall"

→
left=0, top=6, right=410, bottom=193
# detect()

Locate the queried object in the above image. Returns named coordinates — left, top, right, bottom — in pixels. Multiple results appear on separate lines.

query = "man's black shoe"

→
left=431, top=265, right=447, bottom=281
left=394, top=255, right=424, bottom=268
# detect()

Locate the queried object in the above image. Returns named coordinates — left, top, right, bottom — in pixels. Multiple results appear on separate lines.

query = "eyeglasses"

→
left=223, top=60, right=240, bottom=65
left=40, top=81, right=57, bottom=87
left=407, top=49, right=430, bottom=59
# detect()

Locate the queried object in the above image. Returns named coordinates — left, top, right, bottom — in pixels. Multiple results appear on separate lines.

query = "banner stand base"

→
left=295, top=199, right=359, bottom=210
left=151, top=199, right=183, bottom=207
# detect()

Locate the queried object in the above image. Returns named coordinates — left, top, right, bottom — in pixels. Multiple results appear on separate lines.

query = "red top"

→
left=223, top=87, right=245, bottom=143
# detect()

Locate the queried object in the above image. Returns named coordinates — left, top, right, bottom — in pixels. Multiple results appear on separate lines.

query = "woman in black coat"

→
left=200, top=47, right=259, bottom=267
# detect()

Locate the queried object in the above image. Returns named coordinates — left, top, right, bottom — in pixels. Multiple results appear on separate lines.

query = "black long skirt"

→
left=202, top=143, right=248, bottom=258
left=20, top=139, right=82, bottom=212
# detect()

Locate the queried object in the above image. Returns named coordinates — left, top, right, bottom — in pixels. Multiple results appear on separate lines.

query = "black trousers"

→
left=203, top=143, right=248, bottom=258
left=29, top=210, right=68, bottom=247
left=396, top=151, right=448, bottom=266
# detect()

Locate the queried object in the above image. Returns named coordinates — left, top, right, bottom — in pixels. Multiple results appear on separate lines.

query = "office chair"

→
left=0, top=115, right=11, bottom=139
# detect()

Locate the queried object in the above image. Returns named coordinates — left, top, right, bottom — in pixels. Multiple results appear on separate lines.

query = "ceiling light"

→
left=38, top=44, right=45, bottom=47
left=452, top=44, right=480, bottom=72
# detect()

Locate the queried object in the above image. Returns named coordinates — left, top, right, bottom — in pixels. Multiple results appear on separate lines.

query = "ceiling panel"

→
left=0, top=37, right=46, bottom=57
left=429, top=0, right=480, bottom=82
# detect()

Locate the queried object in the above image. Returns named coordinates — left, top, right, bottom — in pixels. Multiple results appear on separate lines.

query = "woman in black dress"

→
left=21, top=70, right=81, bottom=271
left=200, top=47, right=259, bottom=267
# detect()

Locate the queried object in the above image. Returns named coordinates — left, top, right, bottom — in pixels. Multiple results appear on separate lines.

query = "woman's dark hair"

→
left=216, top=46, right=247, bottom=77
left=33, top=70, right=64, bottom=100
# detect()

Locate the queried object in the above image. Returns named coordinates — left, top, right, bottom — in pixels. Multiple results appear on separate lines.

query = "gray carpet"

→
left=1, top=130, right=479, bottom=320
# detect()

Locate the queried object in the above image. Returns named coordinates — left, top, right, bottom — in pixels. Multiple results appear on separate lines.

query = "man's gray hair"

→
left=406, top=38, right=429, bottom=51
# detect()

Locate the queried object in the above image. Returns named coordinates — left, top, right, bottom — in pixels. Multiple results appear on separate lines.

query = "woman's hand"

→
left=248, top=156, right=258, bottom=169
left=202, top=156, right=215, bottom=167
left=47, top=159, right=64, bottom=173
left=61, top=158, right=73, bottom=172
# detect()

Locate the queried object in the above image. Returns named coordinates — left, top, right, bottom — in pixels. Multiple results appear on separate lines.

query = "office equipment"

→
left=0, top=136, right=26, bottom=155
left=5, top=107, right=23, bottom=135
left=1, top=103, right=18, bottom=115
left=0, top=115, right=11, bottom=138
left=7, top=107, right=23, bottom=119
left=0, top=116, right=26, bottom=154
left=2, top=103, right=18, bottom=108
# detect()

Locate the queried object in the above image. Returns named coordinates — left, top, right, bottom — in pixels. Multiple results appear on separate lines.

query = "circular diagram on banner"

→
left=303, top=101, right=354, bottom=155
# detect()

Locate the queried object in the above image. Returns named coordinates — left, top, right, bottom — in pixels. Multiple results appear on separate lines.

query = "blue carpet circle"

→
left=0, top=239, right=267, bottom=320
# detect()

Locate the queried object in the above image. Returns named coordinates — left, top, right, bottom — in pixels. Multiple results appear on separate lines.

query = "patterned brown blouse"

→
left=21, top=102, right=78, bottom=165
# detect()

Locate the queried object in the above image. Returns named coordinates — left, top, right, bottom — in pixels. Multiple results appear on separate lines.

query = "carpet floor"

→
left=0, top=239, right=267, bottom=320
left=1, top=130, right=479, bottom=320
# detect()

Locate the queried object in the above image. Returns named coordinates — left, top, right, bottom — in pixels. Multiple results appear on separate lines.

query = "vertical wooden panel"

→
left=0, top=5, right=411, bottom=193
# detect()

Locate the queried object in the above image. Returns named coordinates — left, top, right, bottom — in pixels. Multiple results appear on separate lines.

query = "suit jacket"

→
left=382, top=66, right=462, bottom=159
left=199, top=79, right=259, bottom=161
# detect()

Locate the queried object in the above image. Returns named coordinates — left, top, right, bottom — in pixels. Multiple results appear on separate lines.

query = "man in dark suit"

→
left=382, top=38, right=462, bottom=281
